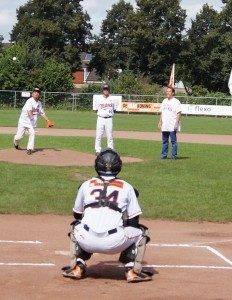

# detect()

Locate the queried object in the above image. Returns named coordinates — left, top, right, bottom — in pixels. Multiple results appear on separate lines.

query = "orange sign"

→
left=121, top=102, right=161, bottom=113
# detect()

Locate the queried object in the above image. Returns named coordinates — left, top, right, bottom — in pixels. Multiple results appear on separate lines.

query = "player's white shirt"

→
left=94, top=95, right=118, bottom=118
left=73, top=176, right=142, bottom=234
left=160, top=97, right=181, bottom=131
left=18, top=97, right=45, bottom=128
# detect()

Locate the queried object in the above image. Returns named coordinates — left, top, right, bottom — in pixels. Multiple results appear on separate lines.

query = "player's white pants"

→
left=14, top=125, right=35, bottom=150
left=74, top=223, right=142, bottom=254
left=95, top=116, right=113, bottom=153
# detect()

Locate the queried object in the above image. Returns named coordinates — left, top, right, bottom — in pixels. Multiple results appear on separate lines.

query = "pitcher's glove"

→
left=47, top=120, right=55, bottom=128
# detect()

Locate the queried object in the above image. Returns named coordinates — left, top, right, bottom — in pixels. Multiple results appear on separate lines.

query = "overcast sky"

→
left=0, top=0, right=224, bottom=42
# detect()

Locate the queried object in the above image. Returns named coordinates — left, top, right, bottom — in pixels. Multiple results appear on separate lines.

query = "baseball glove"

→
left=47, top=120, right=55, bottom=128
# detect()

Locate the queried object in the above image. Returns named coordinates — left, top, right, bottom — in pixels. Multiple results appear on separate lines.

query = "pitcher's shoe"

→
left=14, top=142, right=19, bottom=150
left=27, top=149, right=33, bottom=155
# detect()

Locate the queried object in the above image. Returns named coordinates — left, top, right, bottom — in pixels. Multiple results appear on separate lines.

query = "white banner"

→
left=181, top=104, right=232, bottom=116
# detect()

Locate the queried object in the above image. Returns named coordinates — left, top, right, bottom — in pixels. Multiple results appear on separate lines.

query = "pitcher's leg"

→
left=14, top=125, right=26, bottom=147
left=27, top=127, right=35, bottom=151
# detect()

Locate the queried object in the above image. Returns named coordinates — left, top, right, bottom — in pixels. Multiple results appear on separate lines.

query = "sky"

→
left=0, top=0, right=224, bottom=42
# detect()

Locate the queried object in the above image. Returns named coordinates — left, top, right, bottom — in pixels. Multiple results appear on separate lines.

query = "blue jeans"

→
left=161, top=131, right=178, bottom=159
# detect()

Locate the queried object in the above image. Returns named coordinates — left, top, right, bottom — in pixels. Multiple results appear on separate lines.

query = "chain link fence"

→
left=0, top=90, right=231, bottom=110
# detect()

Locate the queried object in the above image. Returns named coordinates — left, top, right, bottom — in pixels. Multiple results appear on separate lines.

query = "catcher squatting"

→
left=13, top=87, right=54, bottom=155
left=62, top=148, right=153, bottom=283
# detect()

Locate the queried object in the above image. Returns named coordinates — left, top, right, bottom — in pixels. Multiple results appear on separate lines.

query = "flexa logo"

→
left=195, top=106, right=211, bottom=112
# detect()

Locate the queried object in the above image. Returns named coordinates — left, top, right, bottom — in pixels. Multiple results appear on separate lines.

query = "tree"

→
left=179, top=2, right=232, bottom=93
left=129, top=0, right=186, bottom=84
left=89, top=0, right=135, bottom=78
left=11, top=0, right=92, bottom=70
left=0, top=43, right=30, bottom=90
left=90, top=0, right=186, bottom=85
left=0, top=35, right=3, bottom=52
left=39, top=58, right=73, bottom=92
left=0, top=43, right=73, bottom=91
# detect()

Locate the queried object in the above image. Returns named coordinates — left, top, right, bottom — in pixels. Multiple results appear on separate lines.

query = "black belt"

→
left=99, top=116, right=112, bottom=119
left=83, top=224, right=117, bottom=235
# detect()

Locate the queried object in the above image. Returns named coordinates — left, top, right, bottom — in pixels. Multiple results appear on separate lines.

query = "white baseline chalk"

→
left=0, top=240, right=42, bottom=244
left=0, top=262, right=54, bottom=267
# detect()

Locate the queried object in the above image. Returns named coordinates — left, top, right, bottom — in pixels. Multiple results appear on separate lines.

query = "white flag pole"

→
left=168, top=64, right=175, bottom=88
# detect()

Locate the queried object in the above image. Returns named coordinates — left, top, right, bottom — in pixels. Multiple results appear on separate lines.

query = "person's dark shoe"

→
left=27, top=149, right=32, bottom=155
left=14, top=142, right=19, bottom=150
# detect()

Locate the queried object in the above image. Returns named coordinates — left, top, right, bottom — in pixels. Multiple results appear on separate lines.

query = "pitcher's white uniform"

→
left=73, top=176, right=143, bottom=255
left=14, top=97, right=45, bottom=151
left=94, top=95, right=118, bottom=153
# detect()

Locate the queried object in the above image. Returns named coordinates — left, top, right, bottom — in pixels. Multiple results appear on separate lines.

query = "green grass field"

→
left=0, top=109, right=231, bottom=134
left=0, top=132, right=231, bottom=222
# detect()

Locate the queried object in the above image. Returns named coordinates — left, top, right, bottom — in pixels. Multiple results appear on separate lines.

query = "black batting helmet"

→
left=95, top=148, right=122, bottom=176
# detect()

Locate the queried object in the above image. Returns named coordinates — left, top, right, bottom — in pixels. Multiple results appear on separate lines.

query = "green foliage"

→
left=89, top=0, right=135, bottom=78
left=191, top=85, right=209, bottom=97
left=0, top=44, right=73, bottom=92
left=0, top=43, right=30, bottom=90
left=39, top=59, right=73, bottom=92
left=11, top=0, right=92, bottom=70
left=180, top=2, right=232, bottom=93
left=90, top=0, right=186, bottom=85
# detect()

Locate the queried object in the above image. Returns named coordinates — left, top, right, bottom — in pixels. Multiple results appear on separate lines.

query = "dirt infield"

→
left=0, top=215, right=232, bottom=300
left=1, top=126, right=232, bottom=145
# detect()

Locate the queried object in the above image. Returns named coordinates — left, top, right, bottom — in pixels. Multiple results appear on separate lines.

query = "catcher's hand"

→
left=47, top=120, right=55, bottom=128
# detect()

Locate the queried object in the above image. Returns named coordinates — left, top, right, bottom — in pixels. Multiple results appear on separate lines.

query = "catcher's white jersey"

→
left=94, top=95, right=118, bottom=118
left=73, top=177, right=142, bottom=233
left=18, top=97, right=45, bottom=128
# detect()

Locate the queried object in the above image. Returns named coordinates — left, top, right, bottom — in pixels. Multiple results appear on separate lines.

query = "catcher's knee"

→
left=75, top=242, right=92, bottom=261
left=68, top=222, right=92, bottom=267
left=119, top=224, right=150, bottom=274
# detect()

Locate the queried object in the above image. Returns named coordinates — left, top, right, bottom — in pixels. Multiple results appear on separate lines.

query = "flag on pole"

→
left=168, top=63, right=175, bottom=88
left=228, top=69, right=232, bottom=95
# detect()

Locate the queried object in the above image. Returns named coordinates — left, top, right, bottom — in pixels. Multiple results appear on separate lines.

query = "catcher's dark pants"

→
left=161, top=131, right=177, bottom=159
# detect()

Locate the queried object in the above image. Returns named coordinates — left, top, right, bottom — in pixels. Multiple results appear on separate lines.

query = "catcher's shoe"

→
left=62, top=263, right=86, bottom=280
left=126, top=269, right=152, bottom=283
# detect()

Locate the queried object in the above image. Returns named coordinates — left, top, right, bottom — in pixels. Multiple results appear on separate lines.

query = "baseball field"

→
left=0, top=110, right=232, bottom=299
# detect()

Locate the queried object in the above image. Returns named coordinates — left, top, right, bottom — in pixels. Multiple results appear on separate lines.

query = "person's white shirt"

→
left=18, top=97, right=45, bottom=128
left=160, top=97, right=181, bottom=132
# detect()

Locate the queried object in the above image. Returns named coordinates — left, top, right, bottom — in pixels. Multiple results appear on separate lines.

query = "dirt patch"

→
left=0, top=148, right=143, bottom=166
left=0, top=215, right=232, bottom=300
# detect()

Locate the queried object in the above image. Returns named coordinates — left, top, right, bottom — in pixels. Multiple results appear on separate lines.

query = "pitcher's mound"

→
left=0, top=148, right=143, bottom=166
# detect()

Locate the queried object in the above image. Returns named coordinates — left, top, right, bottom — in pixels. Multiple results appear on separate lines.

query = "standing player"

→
left=13, top=87, right=50, bottom=155
left=158, top=86, right=181, bottom=160
left=94, top=84, right=118, bottom=155
left=62, top=148, right=152, bottom=283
